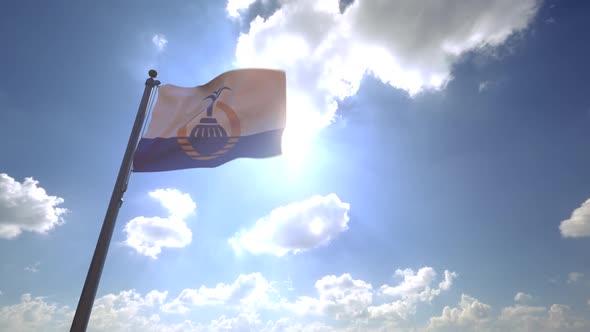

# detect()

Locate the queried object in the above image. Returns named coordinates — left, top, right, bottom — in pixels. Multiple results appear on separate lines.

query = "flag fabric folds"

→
left=133, top=69, right=286, bottom=172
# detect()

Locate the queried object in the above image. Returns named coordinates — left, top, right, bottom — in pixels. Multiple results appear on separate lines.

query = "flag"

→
left=133, top=69, right=286, bottom=172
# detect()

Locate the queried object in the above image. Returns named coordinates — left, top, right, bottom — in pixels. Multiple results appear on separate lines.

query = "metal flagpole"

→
left=70, top=70, right=160, bottom=332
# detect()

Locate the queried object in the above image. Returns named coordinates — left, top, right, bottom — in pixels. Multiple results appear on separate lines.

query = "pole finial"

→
left=148, top=69, right=158, bottom=78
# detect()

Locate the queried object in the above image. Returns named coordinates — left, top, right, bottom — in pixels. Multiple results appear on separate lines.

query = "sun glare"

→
left=309, top=218, right=325, bottom=236
left=281, top=93, right=326, bottom=163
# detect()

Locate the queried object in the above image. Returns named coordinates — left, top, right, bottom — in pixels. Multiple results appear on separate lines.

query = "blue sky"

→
left=1, top=0, right=590, bottom=331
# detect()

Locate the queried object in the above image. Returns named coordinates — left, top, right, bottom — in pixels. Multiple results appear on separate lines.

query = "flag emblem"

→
left=133, top=69, right=286, bottom=172
left=176, top=86, right=241, bottom=161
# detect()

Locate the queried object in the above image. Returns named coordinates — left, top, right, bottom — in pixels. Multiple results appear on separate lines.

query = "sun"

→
left=309, top=217, right=324, bottom=236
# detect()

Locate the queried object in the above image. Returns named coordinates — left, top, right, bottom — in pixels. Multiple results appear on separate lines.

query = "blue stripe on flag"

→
left=132, top=129, right=284, bottom=172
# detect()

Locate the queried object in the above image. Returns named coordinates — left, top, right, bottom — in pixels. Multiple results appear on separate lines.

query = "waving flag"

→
left=133, top=69, right=286, bottom=172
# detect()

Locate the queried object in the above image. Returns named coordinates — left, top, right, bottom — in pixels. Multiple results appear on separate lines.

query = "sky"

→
left=1, top=0, right=590, bottom=331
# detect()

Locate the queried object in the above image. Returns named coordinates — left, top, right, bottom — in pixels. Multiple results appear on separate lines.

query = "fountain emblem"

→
left=176, top=86, right=241, bottom=161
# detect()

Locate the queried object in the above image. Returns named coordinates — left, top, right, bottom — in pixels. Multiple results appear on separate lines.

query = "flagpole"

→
left=70, top=70, right=160, bottom=332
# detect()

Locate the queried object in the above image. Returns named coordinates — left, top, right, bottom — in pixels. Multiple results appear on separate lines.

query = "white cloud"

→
left=368, top=300, right=419, bottom=323
left=283, top=267, right=456, bottom=324
left=151, top=34, right=168, bottom=51
left=86, top=286, right=330, bottom=332
left=0, top=294, right=69, bottom=332
left=233, top=0, right=540, bottom=144
left=500, top=304, right=547, bottom=321
left=2, top=268, right=589, bottom=332
left=369, top=267, right=457, bottom=322
left=150, top=189, right=196, bottom=219
left=438, top=270, right=457, bottom=291
left=287, top=273, right=373, bottom=320
left=87, top=290, right=175, bottom=332
left=124, top=189, right=195, bottom=259
left=514, top=292, right=533, bottom=303
left=0, top=173, right=67, bottom=239
left=144, top=290, right=169, bottom=307
left=24, top=262, right=40, bottom=273
left=379, top=267, right=458, bottom=302
left=428, top=294, right=493, bottom=330
left=478, top=81, right=491, bottom=92
left=226, top=0, right=257, bottom=18
left=567, top=272, right=584, bottom=284
left=0, top=291, right=323, bottom=332
left=428, top=295, right=590, bottom=332
left=229, top=193, right=350, bottom=256
left=499, top=303, right=590, bottom=332
left=560, top=199, right=590, bottom=237
left=380, top=267, right=437, bottom=298
left=161, top=273, right=276, bottom=314
left=207, top=313, right=263, bottom=331
left=261, top=318, right=333, bottom=332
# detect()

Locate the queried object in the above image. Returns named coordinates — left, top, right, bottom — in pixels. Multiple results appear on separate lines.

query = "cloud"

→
left=226, top=0, right=258, bottom=18
left=560, top=199, right=590, bottom=237
left=229, top=193, right=350, bottom=256
left=380, top=267, right=437, bottom=298
left=232, top=0, right=540, bottom=140
left=87, top=284, right=328, bottom=332
left=428, top=296, right=590, bottom=332
left=379, top=267, right=458, bottom=301
left=87, top=290, right=172, bottom=332
left=89, top=291, right=329, bottom=332
left=124, top=189, right=195, bottom=259
left=24, top=262, right=40, bottom=273
left=283, top=266, right=456, bottom=324
left=2, top=268, right=589, bottom=332
left=262, top=318, right=333, bottom=332
left=498, top=304, right=590, bottom=332
left=500, top=304, right=547, bottom=322
left=161, top=273, right=276, bottom=314
left=427, top=294, right=493, bottom=330
left=0, top=294, right=69, bottom=332
left=567, top=272, right=584, bottom=284
left=286, top=273, right=373, bottom=320
left=151, top=34, right=168, bottom=51
left=0, top=289, right=324, bottom=332
left=207, top=313, right=261, bottom=331
left=148, top=188, right=196, bottom=220
left=514, top=292, right=533, bottom=303
left=369, top=267, right=457, bottom=322
left=478, top=81, right=491, bottom=92
left=0, top=173, right=67, bottom=239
